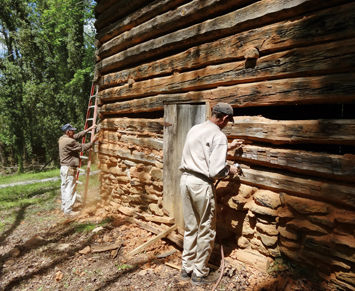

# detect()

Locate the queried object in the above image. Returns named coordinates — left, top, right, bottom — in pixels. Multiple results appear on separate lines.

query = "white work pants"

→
left=180, top=173, right=216, bottom=277
left=60, top=166, right=77, bottom=214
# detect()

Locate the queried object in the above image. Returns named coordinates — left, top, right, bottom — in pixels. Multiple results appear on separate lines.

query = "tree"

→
left=0, top=0, right=96, bottom=172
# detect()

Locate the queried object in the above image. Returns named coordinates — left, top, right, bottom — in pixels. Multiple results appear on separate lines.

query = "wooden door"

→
left=163, top=103, right=207, bottom=230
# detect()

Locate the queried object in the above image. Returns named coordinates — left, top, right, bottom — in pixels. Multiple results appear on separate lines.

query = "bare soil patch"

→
left=0, top=190, right=323, bottom=291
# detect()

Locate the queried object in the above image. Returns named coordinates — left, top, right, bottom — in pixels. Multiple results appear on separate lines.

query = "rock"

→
left=332, top=234, right=355, bottom=249
left=237, top=236, right=249, bottom=248
left=238, top=184, right=255, bottom=199
left=278, top=226, right=298, bottom=241
left=150, top=167, right=162, bottom=181
left=149, top=203, right=164, bottom=216
left=335, top=272, right=355, bottom=288
left=308, top=215, right=334, bottom=228
left=287, top=219, right=328, bottom=235
left=79, top=246, right=91, bottom=254
left=259, top=233, right=278, bottom=247
left=253, top=190, right=281, bottom=209
left=256, top=222, right=278, bottom=236
left=279, top=238, right=300, bottom=250
left=246, top=201, right=278, bottom=216
left=284, top=195, right=329, bottom=215
left=334, top=208, right=355, bottom=225
left=277, top=207, right=294, bottom=218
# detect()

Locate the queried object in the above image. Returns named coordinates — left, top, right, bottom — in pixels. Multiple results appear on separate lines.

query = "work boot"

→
left=180, top=269, right=191, bottom=281
left=191, top=272, right=219, bottom=286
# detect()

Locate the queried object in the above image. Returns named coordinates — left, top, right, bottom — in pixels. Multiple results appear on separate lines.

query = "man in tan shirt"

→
left=179, top=103, right=243, bottom=285
left=58, top=123, right=97, bottom=215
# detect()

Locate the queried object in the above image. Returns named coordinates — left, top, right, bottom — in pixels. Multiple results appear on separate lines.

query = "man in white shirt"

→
left=179, top=102, right=242, bottom=285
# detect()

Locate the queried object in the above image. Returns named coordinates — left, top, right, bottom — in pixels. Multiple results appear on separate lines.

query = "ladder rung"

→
left=78, top=168, right=85, bottom=173
left=76, top=180, right=83, bottom=185
left=90, top=94, right=97, bottom=98
left=80, top=156, right=88, bottom=159
left=89, top=105, right=96, bottom=109
left=87, top=118, right=94, bottom=121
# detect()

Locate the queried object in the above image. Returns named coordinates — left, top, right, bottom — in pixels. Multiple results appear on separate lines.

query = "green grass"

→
left=0, top=180, right=60, bottom=209
left=0, top=168, right=60, bottom=185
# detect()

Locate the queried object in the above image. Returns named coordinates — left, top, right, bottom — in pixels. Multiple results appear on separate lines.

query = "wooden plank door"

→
left=163, top=103, right=207, bottom=230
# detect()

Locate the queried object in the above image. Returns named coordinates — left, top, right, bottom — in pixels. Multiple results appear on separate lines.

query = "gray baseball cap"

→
left=61, top=123, right=77, bottom=132
left=212, top=103, right=234, bottom=123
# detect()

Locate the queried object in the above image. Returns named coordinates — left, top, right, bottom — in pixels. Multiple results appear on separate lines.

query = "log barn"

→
left=94, top=0, right=355, bottom=289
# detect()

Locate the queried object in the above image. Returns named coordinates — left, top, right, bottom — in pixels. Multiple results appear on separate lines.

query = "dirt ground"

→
left=0, top=189, right=323, bottom=291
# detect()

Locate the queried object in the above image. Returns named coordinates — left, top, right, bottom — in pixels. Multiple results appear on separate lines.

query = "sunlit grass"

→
left=0, top=168, right=60, bottom=185
left=0, top=180, right=60, bottom=209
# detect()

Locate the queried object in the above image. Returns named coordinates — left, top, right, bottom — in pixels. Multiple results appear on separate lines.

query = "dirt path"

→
left=0, top=187, right=319, bottom=291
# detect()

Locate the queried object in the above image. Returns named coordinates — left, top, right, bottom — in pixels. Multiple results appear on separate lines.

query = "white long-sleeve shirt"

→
left=179, top=120, right=229, bottom=180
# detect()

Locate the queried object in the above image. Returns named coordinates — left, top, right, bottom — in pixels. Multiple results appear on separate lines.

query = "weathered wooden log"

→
left=96, top=0, right=349, bottom=73
left=224, top=116, right=355, bottom=145
left=94, top=0, right=117, bottom=15
left=229, top=145, right=355, bottom=182
left=98, top=0, right=254, bottom=58
left=100, top=143, right=162, bottom=164
left=96, top=0, right=189, bottom=44
left=100, top=118, right=164, bottom=133
left=95, top=0, right=150, bottom=30
left=98, top=2, right=355, bottom=88
left=102, top=131, right=163, bottom=151
left=99, top=74, right=355, bottom=115
left=98, top=38, right=355, bottom=102
left=239, top=167, right=355, bottom=208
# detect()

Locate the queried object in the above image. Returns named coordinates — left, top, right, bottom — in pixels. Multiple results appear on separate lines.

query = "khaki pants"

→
left=60, top=166, right=77, bottom=214
left=180, top=173, right=216, bottom=277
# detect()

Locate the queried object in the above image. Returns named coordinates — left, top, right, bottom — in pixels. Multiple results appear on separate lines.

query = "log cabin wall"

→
left=94, top=0, right=355, bottom=289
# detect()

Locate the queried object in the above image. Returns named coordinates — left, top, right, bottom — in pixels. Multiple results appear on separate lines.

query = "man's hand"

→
left=86, top=124, right=97, bottom=132
left=92, top=134, right=99, bottom=142
left=228, top=139, right=244, bottom=150
left=229, top=163, right=243, bottom=176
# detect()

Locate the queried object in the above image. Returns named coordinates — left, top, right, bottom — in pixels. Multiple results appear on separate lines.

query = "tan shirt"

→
left=58, top=130, right=93, bottom=167
left=179, top=120, right=229, bottom=180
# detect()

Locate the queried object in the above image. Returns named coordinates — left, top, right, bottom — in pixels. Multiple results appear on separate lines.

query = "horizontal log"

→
left=239, top=167, right=355, bottom=208
left=102, top=131, right=163, bottom=150
left=98, top=38, right=355, bottom=102
left=96, top=0, right=189, bottom=44
left=100, top=143, right=162, bottom=164
left=98, top=0, right=253, bottom=59
left=95, top=0, right=149, bottom=30
left=100, top=118, right=164, bottom=134
left=96, top=0, right=348, bottom=73
left=94, top=0, right=117, bottom=15
left=224, top=116, right=355, bottom=145
left=229, top=145, right=355, bottom=182
left=99, top=74, right=355, bottom=115
left=98, top=1, right=355, bottom=87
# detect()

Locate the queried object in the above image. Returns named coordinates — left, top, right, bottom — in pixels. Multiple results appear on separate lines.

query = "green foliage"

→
left=0, top=0, right=96, bottom=169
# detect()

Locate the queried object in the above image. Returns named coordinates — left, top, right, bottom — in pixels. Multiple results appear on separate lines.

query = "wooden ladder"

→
left=76, top=83, right=99, bottom=206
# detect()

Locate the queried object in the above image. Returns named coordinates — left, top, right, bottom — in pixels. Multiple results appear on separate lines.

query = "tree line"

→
left=0, top=0, right=96, bottom=173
